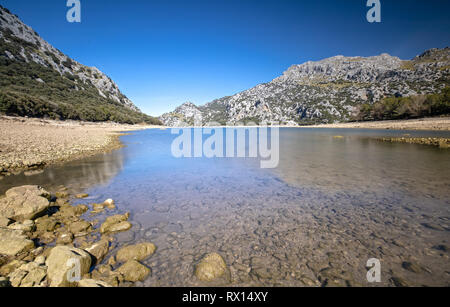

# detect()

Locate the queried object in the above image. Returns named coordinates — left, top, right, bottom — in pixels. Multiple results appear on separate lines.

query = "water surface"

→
left=1, top=128, right=449, bottom=286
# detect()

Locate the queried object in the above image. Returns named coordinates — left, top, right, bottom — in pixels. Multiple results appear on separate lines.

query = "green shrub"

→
left=352, top=88, right=450, bottom=121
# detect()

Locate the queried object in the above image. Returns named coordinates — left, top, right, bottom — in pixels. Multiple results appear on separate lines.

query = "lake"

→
left=1, top=127, right=449, bottom=286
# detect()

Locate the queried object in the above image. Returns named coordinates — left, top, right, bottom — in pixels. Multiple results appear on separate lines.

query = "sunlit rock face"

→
left=161, top=48, right=450, bottom=126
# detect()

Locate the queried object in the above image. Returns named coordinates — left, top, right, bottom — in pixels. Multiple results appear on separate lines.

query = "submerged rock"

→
left=195, top=253, right=227, bottom=282
left=103, top=199, right=116, bottom=209
left=0, top=185, right=51, bottom=221
left=116, top=260, right=150, bottom=282
left=75, top=194, right=89, bottom=199
left=115, top=242, right=156, bottom=263
left=100, top=213, right=131, bottom=234
left=46, top=246, right=92, bottom=287
left=0, top=228, right=35, bottom=256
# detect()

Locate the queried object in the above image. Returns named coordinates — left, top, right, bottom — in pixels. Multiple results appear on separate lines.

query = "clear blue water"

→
left=1, top=128, right=449, bottom=286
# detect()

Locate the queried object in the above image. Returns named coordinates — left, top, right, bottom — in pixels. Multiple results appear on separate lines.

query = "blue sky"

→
left=1, top=0, right=449, bottom=116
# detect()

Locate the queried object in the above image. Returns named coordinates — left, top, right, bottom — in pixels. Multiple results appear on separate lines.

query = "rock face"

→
left=161, top=48, right=450, bottom=126
left=194, top=253, right=227, bottom=282
left=0, top=228, right=34, bottom=256
left=0, top=185, right=50, bottom=221
left=115, top=242, right=156, bottom=263
left=45, top=246, right=92, bottom=287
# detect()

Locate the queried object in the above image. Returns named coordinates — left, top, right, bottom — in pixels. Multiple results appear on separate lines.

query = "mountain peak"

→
left=160, top=48, right=450, bottom=126
left=0, top=5, right=161, bottom=124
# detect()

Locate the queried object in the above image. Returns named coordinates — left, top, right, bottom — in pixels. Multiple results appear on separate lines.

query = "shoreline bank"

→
left=0, top=116, right=164, bottom=175
left=306, top=116, right=450, bottom=131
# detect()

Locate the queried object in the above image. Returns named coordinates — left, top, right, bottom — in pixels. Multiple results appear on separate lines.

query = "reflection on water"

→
left=275, top=128, right=450, bottom=200
left=0, top=150, right=125, bottom=195
left=1, top=128, right=449, bottom=287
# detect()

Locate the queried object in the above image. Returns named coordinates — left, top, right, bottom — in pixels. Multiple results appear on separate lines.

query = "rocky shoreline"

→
left=0, top=185, right=228, bottom=287
left=306, top=116, right=450, bottom=131
left=377, top=137, right=450, bottom=148
left=0, top=116, right=164, bottom=176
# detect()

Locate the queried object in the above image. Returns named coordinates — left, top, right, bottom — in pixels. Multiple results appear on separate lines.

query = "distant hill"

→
left=0, top=5, right=161, bottom=125
left=161, top=48, right=450, bottom=126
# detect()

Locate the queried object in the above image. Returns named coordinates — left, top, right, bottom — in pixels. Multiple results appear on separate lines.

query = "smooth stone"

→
left=75, top=194, right=89, bottom=199
left=116, top=242, right=156, bottom=263
left=69, top=220, right=92, bottom=235
left=116, top=260, right=150, bottom=282
left=100, top=213, right=131, bottom=234
left=194, top=253, right=227, bottom=282
left=103, top=199, right=116, bottom=209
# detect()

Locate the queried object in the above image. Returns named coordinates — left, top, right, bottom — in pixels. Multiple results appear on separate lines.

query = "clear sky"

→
left=1, top=0, right=449, bottom=116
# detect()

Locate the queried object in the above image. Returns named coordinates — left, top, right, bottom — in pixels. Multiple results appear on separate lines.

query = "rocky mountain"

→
left=0, top=5, right=160, bottom=124
left=161, top=48, right=450, bottom=126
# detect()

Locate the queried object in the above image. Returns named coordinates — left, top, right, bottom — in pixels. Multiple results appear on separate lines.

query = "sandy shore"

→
left=306, top=117, right=450, bottom=131
left=0, top=116, right=164, bottom=174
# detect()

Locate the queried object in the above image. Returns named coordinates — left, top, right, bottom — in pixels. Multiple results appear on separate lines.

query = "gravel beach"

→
left=0, top=116, right=163, bottom=174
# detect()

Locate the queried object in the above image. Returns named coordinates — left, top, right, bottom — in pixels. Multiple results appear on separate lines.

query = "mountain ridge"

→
left=0, top=5, right=161, bottom=124
left=160, top=48, right=450, bottom=126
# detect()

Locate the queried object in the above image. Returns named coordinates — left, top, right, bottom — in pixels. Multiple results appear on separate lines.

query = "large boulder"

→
left=115, top=260, right=150, bottom=282
left=0, top=228, right=35, bottom=256
left=195, top=253, right=227, bottom=282
left=0, top=186, right=51, bottom=221
left=116, top=242, right=156, bottom=263
left=46, top=246, right=92, bottom=287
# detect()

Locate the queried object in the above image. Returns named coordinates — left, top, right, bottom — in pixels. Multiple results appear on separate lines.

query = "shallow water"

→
left=1, top=128, right=449, bottom=286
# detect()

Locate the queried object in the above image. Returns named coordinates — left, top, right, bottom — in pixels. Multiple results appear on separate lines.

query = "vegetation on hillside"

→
left=0, top=36, right=161, bottom=125
left=352, top=87, right=450, bottom=121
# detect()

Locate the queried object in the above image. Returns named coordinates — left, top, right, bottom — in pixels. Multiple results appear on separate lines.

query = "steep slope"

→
left=161, top=48, right=450, bottom=126
left=0, top=5, right=161, bottom=124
